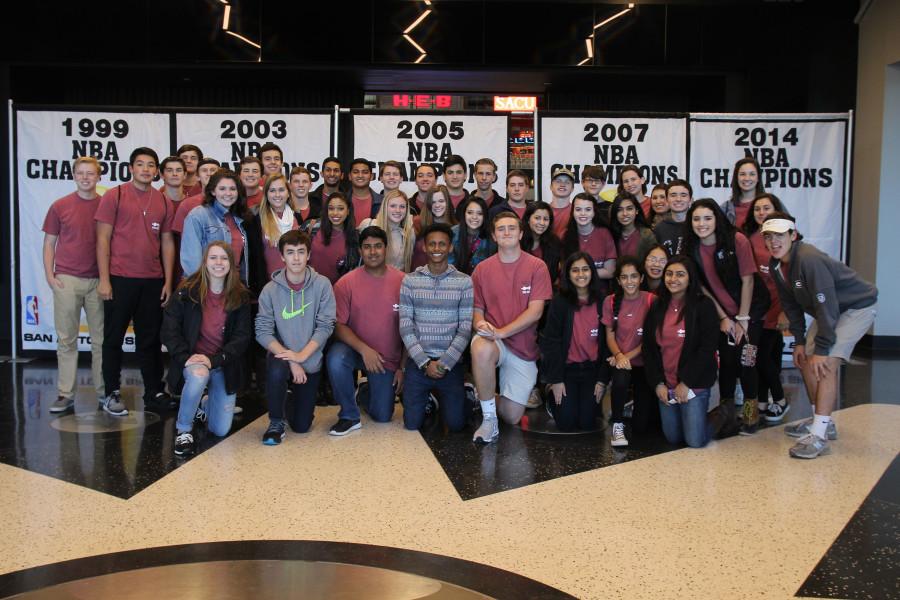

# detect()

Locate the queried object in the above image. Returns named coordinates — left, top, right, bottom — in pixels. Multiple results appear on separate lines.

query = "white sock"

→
left=758, top=401, right=768, bottom=411
left=480, top=398, right=497, bottom=420
left=811, top=414, right=831, bottom=439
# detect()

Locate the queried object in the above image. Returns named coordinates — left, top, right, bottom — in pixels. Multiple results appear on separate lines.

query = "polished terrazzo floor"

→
left=0, top=354, right=898, bottom=599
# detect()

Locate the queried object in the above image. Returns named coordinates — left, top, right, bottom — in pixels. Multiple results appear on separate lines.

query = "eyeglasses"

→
left=646, top=257, right=667, bottom=266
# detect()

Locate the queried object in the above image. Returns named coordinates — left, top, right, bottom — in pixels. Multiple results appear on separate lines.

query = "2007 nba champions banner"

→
left=689, top=113, right=850, bottom=260
left=351, top=112, right=509, bottom=198
left=16, top=109, right=170, bottom=350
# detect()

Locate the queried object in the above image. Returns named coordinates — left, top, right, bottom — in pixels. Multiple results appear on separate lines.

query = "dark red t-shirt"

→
left=246, top=189, right=263, bottom=210
left=309, top=228, right=346, bottom=284
left=173, top=193, right=204, bottom=235
left=351, top=193, right=372, bottom=227
left=567, top=300, right=600, bottom=363
left=616, top=229, right=640, bottom=259
left=734, top=203, right=751, bottom=229
left=749, top=231, right=782, bottom=329
left=551, top=204, right=571, bottom=240
left=472, top=252, right=553, bottom=361
left=42, top=192, right=101, bottom=278
left=656, top=297, right=687, bottom=388
left=449, top=193, right=466, bottom=211
left=94, top=183, right=174, bottom=279
left=224, top=213, right=245, bottom=269
left=601, top=291, right=654, bottom=367
left=334, top=266, right=405, bottom=371
left=578, top=227, right=617, bottom=271
left=195, top=290, right=227, bottom=357
left=698, top=233, right=756, bottom=317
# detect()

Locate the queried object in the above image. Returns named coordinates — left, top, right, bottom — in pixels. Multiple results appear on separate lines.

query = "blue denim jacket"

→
left=180, top=201, right=248, bottom=282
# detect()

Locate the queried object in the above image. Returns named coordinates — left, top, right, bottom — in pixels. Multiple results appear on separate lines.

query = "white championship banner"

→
left=689, top=114, right=849, bottom=260
left=539, top=114, right=687, bottom=201
left=175, top=112, right=333, bottom=179
left=16, top=109, right=171, bottom=351
left=352, top=112, right=509, bottom=197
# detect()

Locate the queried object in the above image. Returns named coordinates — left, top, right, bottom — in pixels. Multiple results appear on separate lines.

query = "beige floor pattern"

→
left=2, top=403, right=898, bottom=600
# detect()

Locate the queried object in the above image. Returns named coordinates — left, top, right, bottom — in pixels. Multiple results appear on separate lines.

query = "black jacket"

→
left=539, top=295, right=607, bottom=384
left=689, top=235, right=770, bottom=321
left=642, top=295, right=719, bottom=390
left=161, top=286, right=252, bottom=395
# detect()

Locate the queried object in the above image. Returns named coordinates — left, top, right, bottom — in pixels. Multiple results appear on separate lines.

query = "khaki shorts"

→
left=472, top=337, right=538, bottom=406
left=805, top=304, right=877, bottom=362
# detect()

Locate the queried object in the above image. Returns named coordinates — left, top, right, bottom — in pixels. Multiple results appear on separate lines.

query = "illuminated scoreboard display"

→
left=371, top=93, right=467, bottom=110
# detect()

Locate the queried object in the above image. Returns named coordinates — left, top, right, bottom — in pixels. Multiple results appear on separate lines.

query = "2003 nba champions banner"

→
left=16, top=109, right=170, bottom=351
left=689, top=113, right=849, bottom=260
left=351, top=112, right=509, bottom=198
left=175, top=111, right=333, bottom=179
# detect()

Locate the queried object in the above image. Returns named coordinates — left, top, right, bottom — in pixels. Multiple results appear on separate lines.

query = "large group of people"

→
left=41, top=145, right=878, bottom=460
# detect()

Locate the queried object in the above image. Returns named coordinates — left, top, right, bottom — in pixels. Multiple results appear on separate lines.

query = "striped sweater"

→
left=399, top=265, right=473, bottom=370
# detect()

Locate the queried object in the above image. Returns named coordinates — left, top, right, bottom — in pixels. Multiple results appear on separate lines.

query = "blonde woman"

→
left=247, top=173, right=299, bottom=295
left=359, top=189, right=416, bottom=272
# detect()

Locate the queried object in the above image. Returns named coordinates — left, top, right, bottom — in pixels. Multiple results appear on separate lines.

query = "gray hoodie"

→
left=255, top=266, right=336, bottom=373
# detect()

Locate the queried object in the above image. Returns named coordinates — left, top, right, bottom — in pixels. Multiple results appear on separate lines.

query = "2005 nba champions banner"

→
left=16, top=109, right=170, bottom=350
left=689, top=113, right=850, bottom=260
left=351, top=112, right=509, bottom=197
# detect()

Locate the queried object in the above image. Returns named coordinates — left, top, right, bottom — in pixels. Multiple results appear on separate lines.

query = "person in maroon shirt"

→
left=642, top=256, right=719, bottom=448
left=348, top=158, right=383, bottom=227
left=547, top=166, right=575, bottom=240
left=563, top=193, right=617, bottom=296
left=159, top=156, right=186, bottom=206
left=742, top=193, right=791, bottom=423
left=173, top=158, right=221, bottom=237
left=309, top=192, right=360, bottom=285
left=641, top=245, right=668, bottom=295
left=240, top=156, right=264, bottom=211
left=161, top=241, right=251, bottom=456
left=95, top=147, right=176, bottom=414
left=618, top=165, right=650, bottom=222
left=258, top=142, right=284, bottom=179
left=289, top=165, right=320, bottom=231
left=647, top=183, right=670, bottom=227
left=684, top=198, right=770, bottom=435
left=442, top=154, right=469, bottom=217
left=520, top=201, right=562, bottom=285
left=470, top=212, right=553, bottom=443
left=177, top=144, right=204, bottom=198
left=42, top=156, right=106, bottom=413
left=471, top=157, right=504, bottom=209
left=720, top=157, right=765, bottom=228
left=309, top=157, right=345, bottom=210
left=609, top=193, right=656, bottom=262
left=539, top=251, right=606, bottom=433
left=602, top=257, right=658, bottom=445
left=410, top=163, right=437, bottom=214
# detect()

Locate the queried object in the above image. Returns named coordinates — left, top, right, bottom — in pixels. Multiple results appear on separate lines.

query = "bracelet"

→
left=735, top=315, right=750, bottom=321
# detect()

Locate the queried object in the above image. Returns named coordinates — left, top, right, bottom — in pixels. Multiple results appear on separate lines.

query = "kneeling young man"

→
left=327, top=226, right=406, bottom=435
left=762, top=213, right=878, bottom=459
left=399, top=223, right=473, bottom=432
left=255, top=230, right=336, bottom=445
left=471, top=212, right=553, bottom=443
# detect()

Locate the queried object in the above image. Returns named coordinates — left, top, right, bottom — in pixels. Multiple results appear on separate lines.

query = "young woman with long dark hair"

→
left=609, top=193, right=656, bottom=261
left=451, top=195, right=496, bottom=274
left=309, top=192, right=360, bottom=284
left=521, top=201, right=562, bottom=284
left=720, top=157, right=765, bottom=228
left=603, top=256, right=658, bottom=445
left=539, top=251, right=605, bottom=432
left=642, top=244, right=668, bottom=295
left=563, top=193, right=617, bottom=296
left=683, top=198, right=770, bottom=435
left=642, top=255, right=719, bottom=448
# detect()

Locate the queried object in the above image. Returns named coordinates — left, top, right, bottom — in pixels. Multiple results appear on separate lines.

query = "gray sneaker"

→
left=98, top=390, right=128, bottom=417
left=50, top=396, right=74, bottom=413
left=789, top=433, right=831, bottom=459
left=784, top=417, right=837, bottom=440
left=473, top=416, right=499, bottom=444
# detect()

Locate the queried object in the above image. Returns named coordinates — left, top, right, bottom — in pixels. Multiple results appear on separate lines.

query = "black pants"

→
left=102, top=275, right=165, bottom=399
left=265, top=353, right=321, bottom=433
left=717, top=320, right=762, bottom=401
left=756, top=328, right=785, bottom=403
left=609, top=365, right=655, bottom=429
left=551, top=361, right=597, bottom=432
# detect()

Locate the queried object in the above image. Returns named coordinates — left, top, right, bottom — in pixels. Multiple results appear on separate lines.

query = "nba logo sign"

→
left=25, top=296, right=39, bottom=325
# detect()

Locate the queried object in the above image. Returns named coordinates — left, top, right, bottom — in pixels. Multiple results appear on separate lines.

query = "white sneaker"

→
left=611, top=422, right=628, bottom=447
left=473, top=416, right=499, bottom=444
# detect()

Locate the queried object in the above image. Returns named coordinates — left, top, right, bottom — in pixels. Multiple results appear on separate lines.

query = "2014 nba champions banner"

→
left=538, top=113, right=687, bottom=201
left=351, top=111, right=509, bottom=197
left=175, top=111, right=333, bottom=178
left=689, top=113, right=849, bottom=260
left=16, top=109, right=170, bottom=351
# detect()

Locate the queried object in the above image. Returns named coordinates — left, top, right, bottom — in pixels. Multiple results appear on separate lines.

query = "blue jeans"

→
left=326, top=341, right=397, bottom=423
left=402, top=357, right=466, bottom=432
left=265, top=353, right=321, bottom=433
left=175, top=364, right=235, bottom=437
left=659, top=388, right=711, bottom=448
